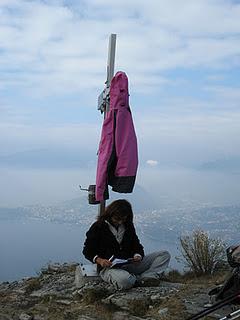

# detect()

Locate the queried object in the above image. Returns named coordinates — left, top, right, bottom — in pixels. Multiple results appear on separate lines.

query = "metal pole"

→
left=106, top=34, right=117, bottom=107
left=98, top=34, right=117, bottom=216
left=187, top=291, right=240, bottom=320
left=219, top=309, right=240, bottom=320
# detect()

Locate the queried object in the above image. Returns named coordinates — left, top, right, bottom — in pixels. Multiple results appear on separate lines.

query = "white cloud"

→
left=0, top=0, right=240, bottom=167
left=0, top=0, right=240, bottom=95
left=146, top=160, right=158, bottom=167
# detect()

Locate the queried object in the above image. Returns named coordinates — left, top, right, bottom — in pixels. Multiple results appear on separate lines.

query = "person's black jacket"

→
left=82, top=221, right=144, bottom=269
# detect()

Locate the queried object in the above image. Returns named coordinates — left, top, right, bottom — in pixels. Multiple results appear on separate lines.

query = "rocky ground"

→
left=0, top=263, right=238, bottom=320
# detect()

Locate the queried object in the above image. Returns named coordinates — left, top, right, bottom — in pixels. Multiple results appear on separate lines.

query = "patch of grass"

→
left=166, top=269, right=185, bottom=282
left=41, top=294, right=58, bottom=304
left=163, top=269, right=198, bottom=284
left=83, top=287, right=109, bottom=304
left=129, top=298, right=150, bottom=316
left=25, top=278, right=41, bottom=294
left=94, top=303, right=117, bottom=320
left=166, top=268, right=229, bottom=286
left=181, top=269, right=230, bottom=287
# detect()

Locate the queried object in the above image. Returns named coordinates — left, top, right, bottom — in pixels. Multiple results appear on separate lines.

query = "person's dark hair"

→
left=97, top=199, right=133, bottom=225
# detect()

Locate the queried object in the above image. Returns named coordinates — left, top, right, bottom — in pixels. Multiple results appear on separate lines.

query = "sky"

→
left=0, top=0, right=240, bottom=207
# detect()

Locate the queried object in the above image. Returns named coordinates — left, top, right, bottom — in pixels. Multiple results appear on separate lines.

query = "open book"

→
left=110, top=257, right=133, bottom=268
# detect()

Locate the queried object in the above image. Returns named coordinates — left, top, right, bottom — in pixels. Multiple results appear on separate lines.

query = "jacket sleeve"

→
left=130, top=224, right=144, bottom=258
left=95, top=111, right=114, bottom=201
left=82, top=223, right=101, bottom=263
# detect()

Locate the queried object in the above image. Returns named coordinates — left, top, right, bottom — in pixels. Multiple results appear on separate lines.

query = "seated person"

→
left=83, top=199, right=171, bottom=290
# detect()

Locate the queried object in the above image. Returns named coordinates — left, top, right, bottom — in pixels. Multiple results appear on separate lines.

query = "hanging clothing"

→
left=95, top=71, right=138, bottom=201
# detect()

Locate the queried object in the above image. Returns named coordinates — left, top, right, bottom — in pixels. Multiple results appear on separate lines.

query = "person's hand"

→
left=133, top=255, right=142, bottom=263
left=96, top=257, right=112, bottom=268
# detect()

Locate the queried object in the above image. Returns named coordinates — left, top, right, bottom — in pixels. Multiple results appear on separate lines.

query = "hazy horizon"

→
left=0, top=165, right=239, bottom=209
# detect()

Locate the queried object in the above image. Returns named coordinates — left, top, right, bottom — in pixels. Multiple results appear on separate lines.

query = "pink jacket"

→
left=95, top=71, right=138, bottom=201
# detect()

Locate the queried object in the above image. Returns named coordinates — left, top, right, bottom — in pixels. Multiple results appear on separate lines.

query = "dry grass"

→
left=82, top=287, right=109, bottom=304
left=166, top=267, right=229, bottom=286
left=147, top=269, right=230, bottom=319
left=25, top=278, right=42, bottom=294
left=147, top=290, right=188, bottom=320
left=129, top=298, right=151, bottom=316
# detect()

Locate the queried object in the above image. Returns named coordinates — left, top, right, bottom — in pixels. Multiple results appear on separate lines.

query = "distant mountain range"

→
left=198, top=156, right=240, bottom=173
left=1, top=148, right=240, bottom=174
left=0, top=183, right=158, bottom=223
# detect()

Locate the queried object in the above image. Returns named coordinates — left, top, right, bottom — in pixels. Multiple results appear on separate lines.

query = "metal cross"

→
left=97, top=34, right=117, bottom=215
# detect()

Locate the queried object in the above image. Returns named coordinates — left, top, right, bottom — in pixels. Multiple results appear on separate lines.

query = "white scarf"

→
left=105, top=220, right=125, bottom=244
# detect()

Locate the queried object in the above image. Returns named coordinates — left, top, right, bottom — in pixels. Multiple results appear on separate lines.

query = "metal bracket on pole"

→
left=97, top=33, right=117, bottom=215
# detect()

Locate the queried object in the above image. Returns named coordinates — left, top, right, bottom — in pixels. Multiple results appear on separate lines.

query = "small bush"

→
left=25, top=278, right=41, bottom=294
left=178, top=229, right=226, bottom=275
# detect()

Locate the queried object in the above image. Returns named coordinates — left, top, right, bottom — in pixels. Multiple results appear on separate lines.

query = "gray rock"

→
left=150, top=293, right=162, bottom=303
left=112, top=311, right=147, bottom=320
left=41, top=262, right=78, bottom=275
left=0, top=313, right=13, bottom=320
left=30, top=288, right=60, bottom=298
left=158, top=307, right=168, bottom=317
left=33, top=316, right=45, bottom=320
left=19, top=314, right=33, bottom=320
left=12, top=289, right=25, bottom=295
left=56, top=299, right=72, bottom=306
left=102, top=284, right=180, bottom=311
left=77, top=316, right=98, bottom=320
left=112, top=311, right=130, bottom=320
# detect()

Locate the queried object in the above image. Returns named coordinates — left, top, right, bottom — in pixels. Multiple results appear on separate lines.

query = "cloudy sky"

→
left=0, top=0, right=240, bottom=206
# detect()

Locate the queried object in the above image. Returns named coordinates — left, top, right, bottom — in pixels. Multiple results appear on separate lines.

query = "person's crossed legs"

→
left=100, top=250, right=170, bottom=290
left=100, top=267, right=136, bottom=290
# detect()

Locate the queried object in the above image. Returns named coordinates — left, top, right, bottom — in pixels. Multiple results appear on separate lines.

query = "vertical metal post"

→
left=106, top=34, right=117, bottom=111
left=98, top=34, right=117, bottom=216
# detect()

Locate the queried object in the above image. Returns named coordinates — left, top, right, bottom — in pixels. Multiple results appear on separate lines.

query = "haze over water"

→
left=0, top=167, right=239, bottom=282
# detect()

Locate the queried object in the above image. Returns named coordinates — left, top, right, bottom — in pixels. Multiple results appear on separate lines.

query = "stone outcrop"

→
left=0, top=263, right=237, bottom=320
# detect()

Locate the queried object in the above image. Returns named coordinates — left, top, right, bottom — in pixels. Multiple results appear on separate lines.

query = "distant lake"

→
left=0, top=220, right=87, bottom=282
left=0, top=219, right=180, bottom=282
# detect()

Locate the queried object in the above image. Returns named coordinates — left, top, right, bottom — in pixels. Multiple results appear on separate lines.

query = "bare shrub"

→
left=178, top=229, right=226, bottom=275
